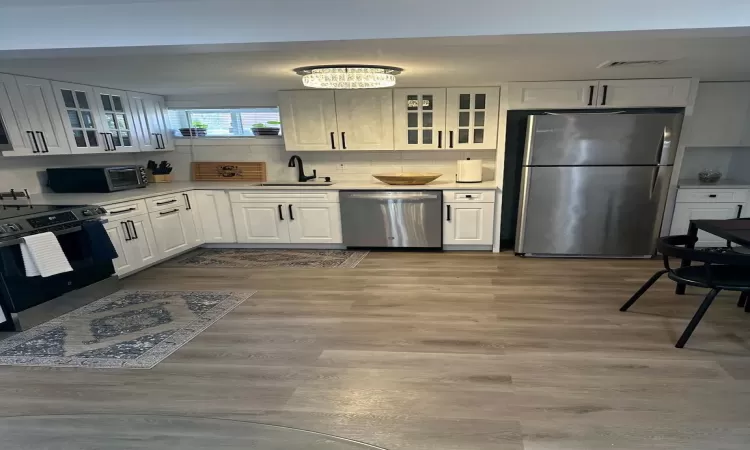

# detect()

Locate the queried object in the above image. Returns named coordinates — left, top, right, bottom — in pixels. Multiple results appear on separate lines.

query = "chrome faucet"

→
left=288, top=155, right=317, bottom=182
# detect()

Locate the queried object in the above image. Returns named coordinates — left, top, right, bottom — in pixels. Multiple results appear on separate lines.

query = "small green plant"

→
left=191, top=120, right=208, bottom=129
left=252, top=120, right=281, bottom=128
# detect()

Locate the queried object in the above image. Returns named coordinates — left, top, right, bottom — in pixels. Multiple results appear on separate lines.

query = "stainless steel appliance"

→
left=516, top=112, right=683, bottom=257
left=0, top=198, right=116, bottom=331
left=47, top=165, right=148, bottom=193
left=340, top=191, right=442, bottom=248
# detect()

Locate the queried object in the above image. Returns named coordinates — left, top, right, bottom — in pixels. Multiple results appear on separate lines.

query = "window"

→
left=168, top=108, right=281, bottom=137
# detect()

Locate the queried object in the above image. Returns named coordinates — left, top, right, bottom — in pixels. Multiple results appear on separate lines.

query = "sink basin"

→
left=260, top=182, right=334, bottom=186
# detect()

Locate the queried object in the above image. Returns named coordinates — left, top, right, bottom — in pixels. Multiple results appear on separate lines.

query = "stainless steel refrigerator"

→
left=515, top=112, right=683, bottom=257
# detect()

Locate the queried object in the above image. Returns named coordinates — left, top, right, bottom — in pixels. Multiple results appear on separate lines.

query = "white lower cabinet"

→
left=105, top=214, right=160, bottom=277
left=232, top=203, right=290, bottom=244
left=443, top=202, right=494, bottom=246
left=670, top=200, right=744, bottom=247
left=150, top=208, right=191, bottom=256
left=288, top=203, right=342, bottom=244
left=193, top=190, right=236, bottom=243
left=182, top=191, right=204, bottom=246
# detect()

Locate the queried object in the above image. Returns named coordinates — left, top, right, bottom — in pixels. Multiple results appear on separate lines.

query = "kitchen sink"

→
left=260, top=182, right=334, bottom=186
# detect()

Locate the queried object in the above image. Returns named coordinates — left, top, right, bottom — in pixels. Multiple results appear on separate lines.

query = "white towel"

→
left=19, top=232, right=73, bottom=278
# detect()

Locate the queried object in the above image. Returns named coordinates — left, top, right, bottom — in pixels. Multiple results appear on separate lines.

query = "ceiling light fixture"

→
left=294, top=65, right=403, bottom=89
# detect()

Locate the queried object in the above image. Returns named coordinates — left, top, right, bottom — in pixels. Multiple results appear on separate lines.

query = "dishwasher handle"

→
left=343, top=192, right=440, bottom=200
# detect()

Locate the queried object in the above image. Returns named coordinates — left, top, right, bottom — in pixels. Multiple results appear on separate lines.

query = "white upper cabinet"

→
left=508, top=79, right=691, bottom=109
left=445, top=88, right=500, bottom=150
left=334, top=90, right=394, bottom=150
left=508, top=81, right=598, bottom=109
left=393, top=88, right=447, bottom=150
left=0, top=74, right=34, bottom=155
left=279, top=90, right=339, bottom=151
left=51, top=81, right=110, bottom=154
left=153, top=96, right=174, bottom=151
left=128, top=91, right=159, bottom=151
left=596, top=79, right=691, bottom=107
left=683, top=82, right=750, bottom=147
left=12, top=76, right=71, bottom=155
left=91, top=87, right=139, bottom=153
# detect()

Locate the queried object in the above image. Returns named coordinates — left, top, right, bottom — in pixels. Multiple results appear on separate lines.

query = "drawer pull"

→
left=156, top=199, right=177, bottom=205
left=159, top=208, right=180, bottom=216
left=110, top=207, right=136, bottom=215
left=708, top=194, right=717, bottom=198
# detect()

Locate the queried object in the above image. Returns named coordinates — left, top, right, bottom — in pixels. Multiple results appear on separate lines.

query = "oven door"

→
left=105, top=167, right=142, bottom=191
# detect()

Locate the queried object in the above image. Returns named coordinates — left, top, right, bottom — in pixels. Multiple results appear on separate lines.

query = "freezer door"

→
left=516, top=165, right=672, bottom=256
left=525, top=113, right=683, bottom=166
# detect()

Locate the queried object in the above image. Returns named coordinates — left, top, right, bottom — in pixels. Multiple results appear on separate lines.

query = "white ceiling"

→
left=1, top=30, right=750, bottom=99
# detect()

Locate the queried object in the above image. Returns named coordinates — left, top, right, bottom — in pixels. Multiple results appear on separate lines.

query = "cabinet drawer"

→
left=104, top=200, right=148, bottom=220
left=146, top=192, right=188, bottom=212
left=442, top=190, right=495, bottom=203
left=229, top=190, right=338, bottom=203
left=676, top=189, right=747, bottom=204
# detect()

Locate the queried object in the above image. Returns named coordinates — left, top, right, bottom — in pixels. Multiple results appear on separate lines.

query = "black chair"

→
left=620, top=235, right=750, bottom=348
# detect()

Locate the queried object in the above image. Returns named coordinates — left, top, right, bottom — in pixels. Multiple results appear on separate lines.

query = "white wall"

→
left=184, top=139, right=496, bottom=183
left=2, top=0, right=749, bottom=51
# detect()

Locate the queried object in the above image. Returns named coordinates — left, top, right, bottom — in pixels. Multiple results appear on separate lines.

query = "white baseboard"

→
left=203, top=243, right=347, bottom=250
left=442, top=245, right=493, bottom=251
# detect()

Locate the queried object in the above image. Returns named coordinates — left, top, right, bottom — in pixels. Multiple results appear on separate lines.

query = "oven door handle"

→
left=0, top=220, right=106, bottom=249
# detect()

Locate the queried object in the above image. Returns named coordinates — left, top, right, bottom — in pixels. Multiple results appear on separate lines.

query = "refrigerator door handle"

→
left=649, top=167, right=659, bottom=199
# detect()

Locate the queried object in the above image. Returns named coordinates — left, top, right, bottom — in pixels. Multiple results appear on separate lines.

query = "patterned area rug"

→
left=168, top=249, right=369, bottom=269
left=0, top=290, right=254, bottom=369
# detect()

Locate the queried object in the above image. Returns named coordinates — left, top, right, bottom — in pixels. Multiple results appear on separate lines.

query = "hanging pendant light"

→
left=294, top=65, right=403, bottom=89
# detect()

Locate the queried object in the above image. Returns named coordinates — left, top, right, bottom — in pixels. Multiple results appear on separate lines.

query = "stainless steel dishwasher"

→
left=339, top=191, right=442, bottom=248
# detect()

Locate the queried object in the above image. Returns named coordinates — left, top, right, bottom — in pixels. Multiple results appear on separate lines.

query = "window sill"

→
left=174, top=136, right=283, bottom=147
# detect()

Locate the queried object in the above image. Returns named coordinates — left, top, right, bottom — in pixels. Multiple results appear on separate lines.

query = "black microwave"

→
left=46, top=166, right=149, bottom=193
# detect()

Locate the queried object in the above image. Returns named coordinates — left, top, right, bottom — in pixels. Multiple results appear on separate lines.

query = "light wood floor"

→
left=2, top=252, right=750, bottom=449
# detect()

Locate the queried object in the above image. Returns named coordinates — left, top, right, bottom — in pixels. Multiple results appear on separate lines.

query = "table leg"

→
left=676, top=221, right=698, bottom=295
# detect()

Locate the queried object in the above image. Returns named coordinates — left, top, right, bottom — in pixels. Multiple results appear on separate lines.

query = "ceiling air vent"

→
left=597, top=60, right=670, bottom=69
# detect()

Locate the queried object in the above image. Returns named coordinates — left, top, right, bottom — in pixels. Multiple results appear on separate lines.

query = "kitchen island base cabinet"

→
left=150, top=209, right=191, bottom=257
left=193, top=190, right=236, bottom=243
left=232, top=203, right=290, bottom=244
left=288, top=203, right=342, bottom=244
left=443, top=202, right=494, bottom=246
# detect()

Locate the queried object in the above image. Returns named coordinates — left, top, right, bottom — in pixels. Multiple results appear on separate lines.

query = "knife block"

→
left=148, top=173, right=173, bottom=183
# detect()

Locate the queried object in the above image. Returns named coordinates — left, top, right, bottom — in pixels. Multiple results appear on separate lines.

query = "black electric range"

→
left=0, top=202, right=117, bottom=331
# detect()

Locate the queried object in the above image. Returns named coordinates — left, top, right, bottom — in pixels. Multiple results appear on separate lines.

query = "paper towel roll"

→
left=456, top=158, right=483, bottom=183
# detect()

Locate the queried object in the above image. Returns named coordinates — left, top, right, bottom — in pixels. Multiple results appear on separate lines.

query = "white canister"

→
left=456, top=158, right=483, bottom=183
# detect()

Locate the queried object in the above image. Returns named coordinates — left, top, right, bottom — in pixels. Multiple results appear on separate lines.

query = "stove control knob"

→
left=5, top=223, right=20, bottom=232
left=82, top=209, right=93, bottom=216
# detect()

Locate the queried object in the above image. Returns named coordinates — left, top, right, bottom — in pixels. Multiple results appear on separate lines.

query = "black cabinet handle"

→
left=110, top=207, right=136, bottom=215
left=122, top=221, right=132, bottom=241
left=465, top=194, right=473, bottom=199
left=278, top=204, right=284, bottom=220
left=341, top=132, right=347, bottom=150
left=738, top=205, right=744, bottom=219
left=129, top=220, right=138, bottom=239
left=708, top=194, right=717, bottom=198
left=159, top=134, right=166, bottom=149
left=159, top=208, right=179, bottom=215
left=438, top=130, right=442, bottom=148
left=152, top=133, right=162, bottom=149
left=446, top=205, right=451, bottom=221
left=100, top=132, right=111, bottom=151
left=449, top=131, right=454, bottom=148
left=289, top=204, right=295, bottom=221
left=27, top=131, right=40, bottom=153
left=330, top=132, right=336, bottom=150
left=601, top=85, right=608, bottom=106
left=36, top=131, right=49, bottom=153
left=156, top=199, right=177, bottom=206
left=108, top=133, right=117, bottom=150
left=183, top=193, right=192, bottom=210
left=588, top=85, right=595, bottom=106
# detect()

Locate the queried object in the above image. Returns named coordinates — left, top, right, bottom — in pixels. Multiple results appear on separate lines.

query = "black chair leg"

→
left=738, top=292, right=746, bottom=308
left=745, top=293, right=750, bottom=313
left=675, top=288, right=721, bottom=348
left=620, top=270, right=668, bottom=312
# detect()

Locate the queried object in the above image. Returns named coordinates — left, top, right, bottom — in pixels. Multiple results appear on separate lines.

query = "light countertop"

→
left=28, top=180, right=499, bottom=206
left=678, top=179, right=750, bottom=189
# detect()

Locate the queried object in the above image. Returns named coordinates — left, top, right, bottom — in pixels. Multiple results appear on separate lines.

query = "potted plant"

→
left=179, top=120, right=208, bottom=137
left=251, top=121, right=281, bottom=136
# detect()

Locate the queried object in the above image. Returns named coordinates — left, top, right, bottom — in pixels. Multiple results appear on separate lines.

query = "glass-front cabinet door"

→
left=445, top=88, right=500, bottom=150
left=393, top=89, right=446, bottom=150
left=94, top=88, right=139, bottom=152
left=52, top=81, right=108, bottom=154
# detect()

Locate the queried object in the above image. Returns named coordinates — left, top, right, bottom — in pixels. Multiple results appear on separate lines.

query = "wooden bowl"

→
left=372, top=172, right=442, bottom=185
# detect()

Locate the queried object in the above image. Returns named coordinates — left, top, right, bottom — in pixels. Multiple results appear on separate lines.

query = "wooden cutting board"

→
left=191, top=162, right=267, bottom=182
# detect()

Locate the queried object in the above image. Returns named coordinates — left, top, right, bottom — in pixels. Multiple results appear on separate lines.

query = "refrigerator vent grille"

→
left=597, top=60, right=670, bottom=68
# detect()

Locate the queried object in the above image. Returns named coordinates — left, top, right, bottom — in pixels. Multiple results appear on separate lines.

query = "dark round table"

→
left=0, top=414, right=388, bottom=449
